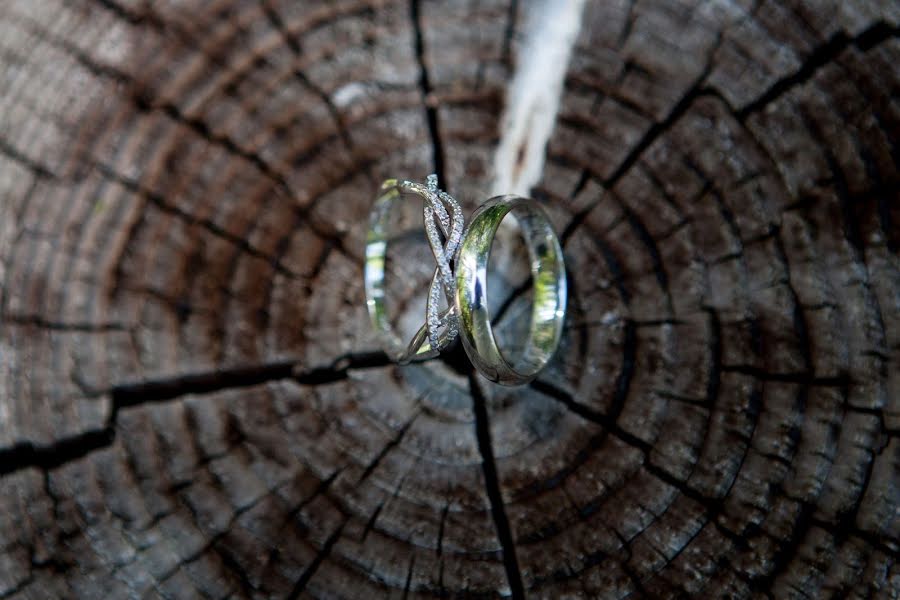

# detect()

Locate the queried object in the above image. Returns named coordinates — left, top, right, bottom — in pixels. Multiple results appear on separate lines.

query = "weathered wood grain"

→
left=0, top=0, right=897, bottom=598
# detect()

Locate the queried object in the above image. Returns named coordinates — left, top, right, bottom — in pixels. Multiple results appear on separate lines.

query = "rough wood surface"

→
left=0, top=0, right=898, bottom=598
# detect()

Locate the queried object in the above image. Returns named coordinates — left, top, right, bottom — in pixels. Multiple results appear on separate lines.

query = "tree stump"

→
left=0, top=1, right=898, bottom=598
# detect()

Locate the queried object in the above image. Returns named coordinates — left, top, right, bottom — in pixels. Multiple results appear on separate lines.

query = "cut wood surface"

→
left=0, top=0, right=898, bottom=598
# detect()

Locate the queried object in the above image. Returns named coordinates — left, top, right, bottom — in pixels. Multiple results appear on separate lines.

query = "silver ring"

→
left=364, top=175, right=464, bottom=363
left=365, top=179, right=566, bottom=385
left=455, top=195, right=567, bottom=385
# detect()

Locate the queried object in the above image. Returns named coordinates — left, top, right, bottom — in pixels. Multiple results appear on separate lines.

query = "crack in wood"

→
left=1, top=315, right=129, bottom=332
left=92, top=163, right=302, bottom=279
left=360, top=503, right=383, bottom=543
left=410, top=0, right=447, bottom=187
left=0, top=428, right=116, bottom=477
left=0, top=137, right=56, bottom=180
left=621, top=202, right=672, bottom=312
left=285, top=520, right=347, bottom=599
left=736, top=21, right=900, bottom=119
left=612, top=528, right=650, bottom=597
left=561, top=33, right=724, bottom=243
left=0, top=352, right=391, bottom=476
left=357, top=409, right=419, bottom=484
left=402, top=555, right=415, bottom=599
left=260, top=0, right=358, bottom=154
left=158, top=485, right=274, bottom=594
left=89, top=0, right=164, bottom=27
left=719, top=364, right=853, bottom=386
left=469, top=373, right=526, bottom=600
left=435, top=502, right=450, bottom=557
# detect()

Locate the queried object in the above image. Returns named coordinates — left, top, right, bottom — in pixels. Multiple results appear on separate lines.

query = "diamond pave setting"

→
left=397, top=174, right=464, bottom=362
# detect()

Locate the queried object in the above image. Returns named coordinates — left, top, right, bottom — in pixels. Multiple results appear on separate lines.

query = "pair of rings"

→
left=364, top=175, right=567, bottom=386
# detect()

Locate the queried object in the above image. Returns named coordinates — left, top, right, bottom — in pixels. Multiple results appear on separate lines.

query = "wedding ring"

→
left=365, top=178, right=566, bottom=385
left=364, top=175, right=464, bottom=363
left=455, top=195, right=566, bottom=385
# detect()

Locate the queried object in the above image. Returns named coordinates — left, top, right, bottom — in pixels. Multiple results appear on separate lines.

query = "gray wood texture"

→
left=0, top=0, right=897, bottom=598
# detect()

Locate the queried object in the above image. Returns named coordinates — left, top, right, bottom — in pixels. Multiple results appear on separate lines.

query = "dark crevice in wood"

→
left=213, top=538, right=261, bottom=598
left=618, top=0, right=638, bottom=47
left=90, top=0, right=163, bottom=27
left=822, top=139, right=872, bottom=261
left=0, top=426, right=115, bottom=477
left=621, top=204, right=672, bottom=312
left=112, top=361, right=296, bottom=408
left=0, top=576, right=35, bottom=599
left=773, top=229, right=814, bottom=374
left=112, top=350, right=391, bottom=409
left=596, top=236, right=631, bottom=303
left=1, top=315, right=129, bottom=332
left=293, top=350, right=394, bottom=384
left=260, top=1, right=357, bottom=153
left=653, top=389, right=711, bottom=408
left=737, top=21, right=900, bottom=119
left=284, top=468, right=344, bottom=524
left=748, top=500, right=815, bottom=593
left=563, top=73, right=688, bottom=236
left=631, top=317, right=685, bottom=327
left=860, top=148, right=900, bottom=255
left=0, top=352, right=391, bottom=476
left=824, top=524, right=898, bottom=557
left=152, top=100, right=292, bottom=192
left=529, top=378, right=651, bottom=456
left=436, top=502, right=450, bottom=557
left=568, top=168, right=591, bottom=201
left=402, top=556, right=415, bottom=600
left=796, top=110, right=891, bottom=445
left=613, top=529, right=649, bottom=598
left=720, top=364, right=852, bottom=386
left=705, top=306, right=723, bottom=408
left=613, top=319, right=638, bottom=415
left=357, top=410, right=418, bottom=484
left=169, top=490, right=273, bottom=596
left=361, top=503, right=383, bottom=542
left=286, top=521, right=347, bottom=600
left=468, top=373, right=526, bottom=600
left=437, top=556, right=446, bottom=596
left=709, top=250, right=742, bottom=265
left=410, top=0, right=447, bottom=188
left=0, top=137, right=56, bottom=180
left=561, top=34, right=723, bottom=243
left=828, top=452, right=878, bottom=547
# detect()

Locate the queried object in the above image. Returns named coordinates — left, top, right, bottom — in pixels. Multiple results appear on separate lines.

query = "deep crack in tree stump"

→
left=0, top=1, right=898, bottom=598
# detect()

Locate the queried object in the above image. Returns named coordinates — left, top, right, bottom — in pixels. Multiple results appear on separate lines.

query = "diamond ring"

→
left=365, top=175, right=464, bottom=363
